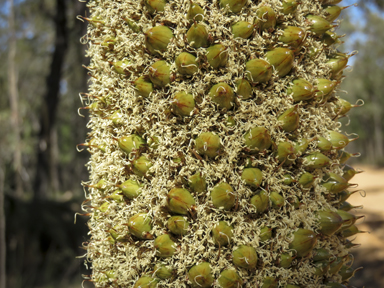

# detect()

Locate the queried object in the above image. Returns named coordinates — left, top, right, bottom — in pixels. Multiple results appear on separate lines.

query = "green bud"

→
left=317, top=136, right=332, bottom=151
left=133, top=76, right=153, bottom=98
left=124, top=18, right=141, bottom=33
left=337, top=190, right=357, bottom=203
left=87, top=16, right=105, bottom=28
left=206, top=44, right=228, bottom=69
left=294, top=138, right=310, bottom=155
left=144, top=0, right=166, bottom=14
left=342, top=164, right=360, bottom=181
left=88, top=179, right=107, bottom=191
left=317, top=210, right=343, bottom=236
left=97, top=202, right=109, bottom=213
left=209, top=83, right=234, bottom=110
left=149, top=60, right=172, bottom=88
left=113, top=59, right=131, bottom=75
left=337, top=210, right=361, bottom=230
left=245, top=58, right=273, bottom=83
left=188, top=262, right=214, bottom=288
left=118, top=135, right=145, bottom=155
left=154, top=263, right=174, bottom=280
left=244, top=127, right=272, bottom=152
left=261, top=277, right=278, bottom=288
left=133, top=276, right=159, bottom=288
left=303, top=152, right=331, bottom=169
left=313, top=248, right=331, bottom=262
left=270, top=191, right=284, bottom=209
left=167, top=216, right=189, bottom=235
left=232, top=21, right=255, bottom=39
left=219, top=0, right=247, bottom=14
left=212, top=221, right=233, bottom=246
left=250, top=190, right=269, bottom=213
left=172, top=91, right=195, bottom=117
left=132, top=155, right=153, bottom=177
left=283, top=174, right=294, bottom=185
left=107, top=190, right=124, bottom=203
left=324, top=5, right=342, bottom=22
left=265, top=48, right=295, bottom=77
left=260, top=226, right=272, bottom=242
left=327, top=53, right=349, bottom=78
left=101, top=37, right=116, bottom=50
left=289, top=229, right=317, bottom=257
left=341, top=224, right=361, bottom=238
left=187, top=1, right=205, bottom=22
left=344, top=238, right=360, bottom=249
left=145, top=25, right=174, bottom=55
left=279, top=252, right=295, bottom=268
left=128, top=213, right=153, bottom=240
left=334, top=98, right=354, bottom=117
left=277, top=106, right=299, bottom=132
left=148, top=135, right=160, bottom=150
left=154, top=234, right=176, bottom=257
left=329, top=257, right=345, bottom=275
left=241, top=168, right=263, bottom=188
left=276, top=142, right=296, bottom=165
left=279, top=26, right=306, bottom=49
left=306, top=15, right=333, bottom=35
left=315, top=78, right=337, bottom=101
left=108, top=110, right=123, bottom=126
left=287, top=79, right=314, bottom=102
left=218, top=269, right=243, bottom=288
left=313, top=260, right=331, bottom=276
left=195, top=132, right=221, bottom=158
left=328, top=131, right=351, bottom=150
left=232, top=245, right=258, bottom=269
left=189, top=172, right=207, bottom=193
left=298, top=172, right=315, bottom=188
left=109, top=224, right=129, bottom=242
left=211, top=183, right=236, bottom=210
left=281, top=0, right=300, bottom=14
left=175, top=52, right=198, bottom=75
left=322, top=31, right=342, bottom=46
left=235, top=79, right=252, bottom=99
left=339, top=150, right=359, bottom=164
left=167, top=188, right=195, bottom=215
left=339, top=265, right=363, bottom=282
left=187, top=23, right=209, bottom=48
left=322, top=173, right=349, bottom=194
left=226, top=116, right=236, bottom=127
left=255, top=6, right=277, bottom=32
left=339, top=201, right=362, bottom=211
left=118, top=179, right=143, bottom=199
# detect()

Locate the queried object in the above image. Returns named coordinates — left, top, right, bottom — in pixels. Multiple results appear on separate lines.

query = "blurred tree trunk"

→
left=34, top=0, right=68, bottom=199
left=0, top=166, right=5, bottom=288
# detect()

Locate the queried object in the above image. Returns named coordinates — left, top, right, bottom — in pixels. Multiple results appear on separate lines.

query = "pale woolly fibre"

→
left=81, top=0, right=354, bottom=287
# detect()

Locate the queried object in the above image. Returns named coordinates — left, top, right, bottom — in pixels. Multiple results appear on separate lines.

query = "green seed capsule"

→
left=232, top=245, right=258, bottom=269
left=154, top=234, right=176, bottom=257
left=145, top=25, right=174, bottom=55
left=245, top=59, right=273, bottom=83
left=334, top=98, right=352, bottom=116
left=250, top=190, right=269, bottom=213
left=265, top=48, right=295, bottom=77
left=235, top=79, right=252, bottom=99
left=287, top=79, right=314, bottom=102
left=298, top=172, right=315, bottom=188
left=108, top=110, right=123, bottom=126
left=315, top=78, right=337, bottom=102
left=306, top=15, right=333, bottom=35
left=322, top=173, right=350, bottom=194
left=133, top=276, right=159, bottom=288
left=189, top=172, right=207, bottom=193
left=109, top=225, right=129, bottom=242
left=226, top=116, right=236, bottom=127
left=118, top=135, right=145, bottom=155
left=118, top=179, right=143, bottom=199
left=88, top=179, right=107, bottom=191
left=278, top=106, right=299, bottom=132
left=322, top=31, right=342, bottom=46
left=279, top=26, right=306, bottom=49
left=337, top=190, right=357, bottom=203
left=149, top=60, right=172, bottom=88
left=187, top=23, right=209, bottom=48
left=113, top=59, right=131, bottom=75
left=339, top=201, right=362, bottom=211
left=212, top=221, right=233, bottom=246
left=317, top=210, right=343, bottom=236
left=97, top=202, right=110, bottom=213
left=276, top=142, right=296, bottom=165
left=324, top=5, right=342, bottom=22
left=344, top=238, right=360, bottom=249
left=218, top=269, right=243, bottom=288
left=289, top=229, right=317, bottom=257
left=317, top=136, right=332, bottom=151
left=124, top=17, right=141, bottom=33
left=167, top=216, right=189, bottom=235
left=329, top=257, right=346, bottom=275
left=339, top=265, right=363, bottom=282
left=313, top=260, right=331, bottom=276
left=232, top=21, right=255, bottom=39
left=133, top=76, right=154, bottom=98
left=244, top=127, right=272, bottom=152
left=175, top=52, right=198, bottom=75
left=255, top=6, right=277, bottom=32
left=154, top=263, right=174, bottom=280
left=328, top=131, right=352, bottom=150
left=144, top=0, right=166, bottom=15
left=337, top=210, right=360, bottom=230
left=206, top=44, right=228, bottom=69
left=342, top=165, right=360, bottom=181
left=187, top=1, right=205, bottom=22
left=188, top=262, right=214, bottom=288
left=260, top=226, right=272, bottom=242
left=313, top=248, right=331, bottom=262
left=281, top=0, right=300, bottom=14
left=294, top=138, right=310, bottom=155
left=167, top=188, right=195, bottom=215
left=283, top=174, right=294, bottom=185
left=261, top=277, right=278, bottom=288
left=279, top=252, right=295, bottom=268
left=327, top=53, right=349, bottom=78
left=101, top=37, right=116, bottom=50
left=172, top=91, right=195, bottom=117
left=219, top=0, right=247, bottom=14
left=107, top=190, right=124, bottom=203
left=341, top=224, right=361, bottom=238
left=128, top=213, right=153, bottom=240
left=303, top=152, right=331, bottom=169
left=211, top=183, right=236, bottom=210
left=270, top=191, right=284, bottom=209
left=132, top=155, right=152, bottom=177
left=241, top=168, right=263, bottom=188
left=195, top=132, right=221, bottom=158
left=209, top=83, right=234, bottom=110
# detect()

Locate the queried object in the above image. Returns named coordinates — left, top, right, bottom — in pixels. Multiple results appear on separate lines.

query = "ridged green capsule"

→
left=278, top=26, right=306, bottom=49
left=339, top=265, right=363, bottom=282
left=109, top=225, right=129, bottom=242
left=88, top=179, right=107, bottom=191
left=344, top=238, right=360, bottom=249
left=287, top=79, right=314, bottom=102
left=113, top=59, right=131, bottom=75
left=154, top=263, right=174, bottom=280
left=149, top=60, right=172, bottom=88
left=315, top=78, right=337, bottom=101
left=342, top=164, right=360, bottom=181
left=329, top=257, right=345, bottom=275
left=124, top=17, right=141, bottom=33
left=276, top=142, right=296, bottom=165
left=154, top=234, right=176, bottom=257
left=107, top=190, right=124, bottom=203
left=101, top=37, right=116, bottom=50
left=317, top=210, right=343, bottom=236
left=244, top=127, right=272, bottom=152
left=218, top=269, right=243, bottom=288
left=175, top=52, right=198, bottom=75
left=187, top=23, right=209, bottom=48
left=313, top=260, right=331, bottom=276
left=317, top=136, right=332, bottom=151
left=255, top=6, right=276, bottom=32
left=118, top=135, right=145, bottom=155
left=245, top=59, right=273, bottom=83
left=187, top=1, right=205, bottom=22
left=241, top=168, right=263, bottom=188
left=209, top=83, right=234, bottom=110
left=118, top=179, right=143, bottom=199
left=189, top=172, right=207, bottom=193
left=235, top=79, right=252, bottom=99
left=322, top=173, right=349, bottom=194
left=145, top=25, right=174, bottom=55
left=144, top=0, right=166, bottom=15
left=133, top=276, right=159, bottom=288
left=339, top=150, right=358, bottom=164
left=341, top=224, right=361, bottom=238
left=97, top=269, right=116, bottom=282
left=232, top=21, right=255, bottom=39
left=195, top=132, right=221, bottom=158
left=128, top=213, right=153, bottom=240
left=211, top=183, right=236, bottom=210
left=303, top=152, right=331, bottom=169
left=219, top=0, right=247, bottom=14
left=298, top=172, right=315, bottom=188
left=294, top=138, right=310, bottom=155
left=206, top=44, right=228, bottom=69
left=167, top=188, right=195, bottom=215
left=324, top=5, right=342, bottom=22
left=278, top=106, right=299, bottom=132
left=212, top=221, right=233, bottom=246
left=232, top=245, right=258, bottom=269
left=337, top=209, right=360, bottom=230
left=108, top=110, right=123, bottom=125
left=327, top=53, right=349, bottom=78
left=133, top=76, right=154, bottom=98
left=337, top=190, right=357, bottom=203
left=270, top=191, right=284, bottom=209
left=260, top=226, right=272, bottom=242
left=328, top=131, right=352, bottom=150
left=188, top=262, right=214, bottom=288
left=167, top=216, right=189, bottom=235
left=265, top=48, right=295, bottom=77
left=306, top=15, right=333, bottom=35
left=97, top=202, right=110, bottom=213
left=339, top=201, right=362, bottom=211
left=322, top=31, right=342, bottom=46
left=289, top=229, right=317, bottom=257
left=172, top=91, right=195, bottom=117
left=334, top=98, right=355, bottom=117
left=261, top=277, right=278, bottom=288
left=281, top=0, right=300, bottom=14
left=283, top=174, right=294, bottom=185
left=279, top=252, right=295, bottom=268
left=313, top=248, right=331, bottom=261
left=250, top=190, right=269, bottom=213
left=132, top=155, right=152, bottom=177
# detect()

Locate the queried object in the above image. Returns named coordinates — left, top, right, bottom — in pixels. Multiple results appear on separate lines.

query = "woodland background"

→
left=0, top=0, right=383, bottom=287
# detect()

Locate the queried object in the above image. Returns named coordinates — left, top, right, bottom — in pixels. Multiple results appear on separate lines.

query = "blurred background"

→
left=0, top=0, right=383, bottom=287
